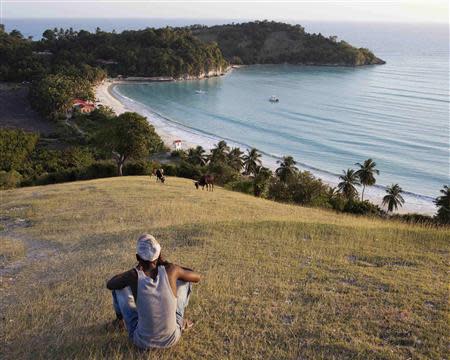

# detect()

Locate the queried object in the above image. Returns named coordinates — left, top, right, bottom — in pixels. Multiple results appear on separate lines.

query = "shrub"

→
left=161, top=163, right=178, bottom=176
left=207, top=161, right=240, bottom=185
left=176, top=161, right=203, bottom=180
left=0, top=170, right=23, bottom=189
left=82, top=161, right=117, bottom=180
left=344, top=199, right=384, bottom=216
left=0, top=128, right=39, bottom=172
left=225, top=179, right=253, bottom=195
left=123, top=160, right=152, bottom=176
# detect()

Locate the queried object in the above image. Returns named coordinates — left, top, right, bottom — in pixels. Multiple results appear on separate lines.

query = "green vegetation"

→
left=191, top=21, right=385, bottom=66
left=0, top=128, right=39, bottom=172
left=355, top=159, right=379, bottom=201
left=382, top=184, right=405, bottom=213
left=94, top=112, right=164, bottom=175
left=29, top=73, right=94, bottom=119
left=0, top=109, right=164, bottom=187
left=434, top=185, right=450, bottom=224
left=1, top=177, right=448, bottom=359
left=0, top=25, right=227, bottom=83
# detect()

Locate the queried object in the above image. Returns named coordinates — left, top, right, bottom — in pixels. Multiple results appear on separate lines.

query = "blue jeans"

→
left=112, top=280, right=192, bottom=339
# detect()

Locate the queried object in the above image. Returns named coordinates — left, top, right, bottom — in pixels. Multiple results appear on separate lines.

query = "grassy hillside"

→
left=1, top=177, right=448, bottom=359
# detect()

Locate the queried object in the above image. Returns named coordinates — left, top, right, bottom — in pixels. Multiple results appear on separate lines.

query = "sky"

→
left=0, top=0, right=448, bottom=24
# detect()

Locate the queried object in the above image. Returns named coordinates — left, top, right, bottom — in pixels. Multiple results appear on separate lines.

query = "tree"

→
left=242, top=148, right=262, bottom=176
left=382, top=184, right=405, bottom=213
left=275, top=155, right=298, bottom=183
left=0, top=128, right=39, bottom=171
left=434, top=185, right=450, bottom=224
left=337, top=169, right=360, bottom=200
left=95, top=112, right=162, bottom=176
left=228, top=147, right=244, bottom=172
left=355, top=158, right=379, bottom=201
left=252, top=165, right=272, bottom=197
left=29, top=74, right=93, bottom=118
left=187, top=146, right=207, bottom=166
left=208, top=140, right=229, bottom=164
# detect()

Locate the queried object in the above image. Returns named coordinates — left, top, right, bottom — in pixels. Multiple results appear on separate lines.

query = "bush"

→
left=82, top=161, right=117, bottom=179
left=35, top=168, right=80, bottom=185
left=268, top=171, right=331, bottom=206
left=208, top=162, right=240, bottom=185
left=225, top=179, right=253, bottom=195
left=123, top=160, right=152, bottom=176
left=0, top=170, right=23, bottom=189
left=176, top=161, right=203, bottom=180
left=161, top=163, right=178, bottom=176
left=344, top=199, right=384, bottom=216
left=0, top=128, right=39, bottom=172
left=170, top=150, right=187, bottom=160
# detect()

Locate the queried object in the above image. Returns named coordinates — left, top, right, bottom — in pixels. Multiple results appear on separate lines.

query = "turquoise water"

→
left=116, top=22, right=449, bottom=200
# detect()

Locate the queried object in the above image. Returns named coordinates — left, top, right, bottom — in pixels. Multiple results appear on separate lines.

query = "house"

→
left=173, top=140, right=182, bottom=151
left=73, top=99, right=95, bottom=114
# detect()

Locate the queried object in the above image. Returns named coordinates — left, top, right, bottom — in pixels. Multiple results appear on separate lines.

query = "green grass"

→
left=0, top=176, right=448, bottom=359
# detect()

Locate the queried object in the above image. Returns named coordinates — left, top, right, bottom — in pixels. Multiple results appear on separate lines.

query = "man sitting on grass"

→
left=107, top=234, right=201, bottom=349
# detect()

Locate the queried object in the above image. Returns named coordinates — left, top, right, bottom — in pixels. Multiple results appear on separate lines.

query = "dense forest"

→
left=191, top=21, right=385, bottom=66
left=0, top=25, right=228, bottom=82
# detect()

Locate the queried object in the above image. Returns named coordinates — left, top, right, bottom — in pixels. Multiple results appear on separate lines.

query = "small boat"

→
left=195, top=90, right=206, bottom=94
left=269, top=95, right=279, bottom=103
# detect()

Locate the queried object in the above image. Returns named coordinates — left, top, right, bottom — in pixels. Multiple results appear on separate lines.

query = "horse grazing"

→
left=153, top=168, right=165, bottom=183
left=194, top=175, right=214, bottom=191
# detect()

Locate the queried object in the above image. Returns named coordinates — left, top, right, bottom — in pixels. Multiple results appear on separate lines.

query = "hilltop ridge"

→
left=191, top=21, right=385, bottom=66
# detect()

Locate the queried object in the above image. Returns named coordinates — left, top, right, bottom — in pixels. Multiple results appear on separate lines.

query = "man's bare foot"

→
left=182, top=319, right=194, bottom=332
left=106, top=318, right=125, bottom=332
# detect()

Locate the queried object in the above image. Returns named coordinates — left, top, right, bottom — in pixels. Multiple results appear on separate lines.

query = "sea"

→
left=4, top=19, right=449, bottom=211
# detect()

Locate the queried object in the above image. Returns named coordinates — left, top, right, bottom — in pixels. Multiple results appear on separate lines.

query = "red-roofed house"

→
left=73, top=99, right=95, bottom=114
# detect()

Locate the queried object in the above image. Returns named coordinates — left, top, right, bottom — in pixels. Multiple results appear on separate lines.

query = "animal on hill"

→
left=194, top=174, right=214, bottom=191
left=152, top=168, right=165, bottom=183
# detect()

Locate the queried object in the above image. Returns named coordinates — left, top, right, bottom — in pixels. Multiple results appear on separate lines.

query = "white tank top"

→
left=133, top=266, right=181, bottom=349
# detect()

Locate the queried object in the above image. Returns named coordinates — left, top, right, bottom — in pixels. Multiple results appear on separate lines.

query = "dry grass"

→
left=0, top=176, right=448, bottom=359
left=0, top=237, right=26, bottom=264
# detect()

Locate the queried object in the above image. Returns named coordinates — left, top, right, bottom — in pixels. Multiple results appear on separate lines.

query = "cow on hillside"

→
left=194, top=174, right=214, bottom=191
left=153, top=168, right=165, bottom=183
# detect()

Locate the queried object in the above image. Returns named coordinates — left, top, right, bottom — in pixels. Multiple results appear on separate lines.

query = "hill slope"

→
left=1, top=177, right=448, bottom=359
left=192, top=21, right=385, bottom=66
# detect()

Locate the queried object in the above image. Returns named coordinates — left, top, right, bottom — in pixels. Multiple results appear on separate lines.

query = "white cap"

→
left=136, top=234, right=161, bottom=261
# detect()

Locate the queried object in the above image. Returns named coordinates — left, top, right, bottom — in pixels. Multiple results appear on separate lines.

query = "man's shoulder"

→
left=163, top=262, right=179, bottom=275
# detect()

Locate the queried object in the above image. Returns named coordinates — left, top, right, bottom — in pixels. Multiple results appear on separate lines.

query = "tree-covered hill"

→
left=0, top=25, right=228, bottom=82
left=191, top=21, right=385, bottom=66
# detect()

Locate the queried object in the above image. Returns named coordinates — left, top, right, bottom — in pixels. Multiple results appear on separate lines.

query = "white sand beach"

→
left=95, top=79, right=438, bottom=216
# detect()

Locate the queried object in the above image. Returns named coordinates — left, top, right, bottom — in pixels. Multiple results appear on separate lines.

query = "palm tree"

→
left=187, top=146, right=207, bottom=166
left=252, top=165, right=272, bottom=197
left=208, top=140, right=229, bottom=164
left=337, top=169, right=360, bottom=200
left=227, top=147, right=244, bottom=172
left=435, top=185, right=450, bottom=224
left=355, top=158, right=379, bottom=201
left=242, top=148, right=262, bottom=176
left=275, top=156, right=298, bottom=183
left=382, top=183, right=405, bottom=212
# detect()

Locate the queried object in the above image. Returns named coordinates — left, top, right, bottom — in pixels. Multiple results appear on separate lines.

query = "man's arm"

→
left=176, top=265, right=201, bottom=283
left=106, top=269, right=136, bottom=290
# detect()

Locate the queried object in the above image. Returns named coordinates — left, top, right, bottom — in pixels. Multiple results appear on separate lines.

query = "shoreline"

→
left=95, top=79, right=437, bottom=216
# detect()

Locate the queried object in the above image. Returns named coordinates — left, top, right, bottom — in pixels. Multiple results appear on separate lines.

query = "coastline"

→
left=95, top=79, right=437, bottom=216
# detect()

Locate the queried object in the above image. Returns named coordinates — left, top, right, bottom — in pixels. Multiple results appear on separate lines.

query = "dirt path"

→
left=0, top=216, right=60, bottom=278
